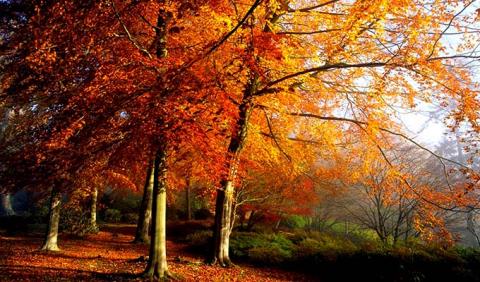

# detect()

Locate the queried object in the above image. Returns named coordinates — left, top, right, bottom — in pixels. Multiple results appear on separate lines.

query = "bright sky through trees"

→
left=399, top=1, right=480, bottom=147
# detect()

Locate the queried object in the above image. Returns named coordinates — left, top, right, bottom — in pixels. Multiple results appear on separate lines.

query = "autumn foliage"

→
left=1, top=0, right=480, bottom=280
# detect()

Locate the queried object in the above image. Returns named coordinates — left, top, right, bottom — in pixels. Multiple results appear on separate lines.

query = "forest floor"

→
left=0, top=224, right=313, bottom=282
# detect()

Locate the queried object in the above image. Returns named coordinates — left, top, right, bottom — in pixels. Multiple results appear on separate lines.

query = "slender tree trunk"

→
left=239, top=211, right=246, bottom=230
left=230, top=195, right=238, bottom=233
left=89, top=187, right=98, bottom=231
left=134, top=162, right=154, bottom=243
left=143, top=148, right=171, bottom=279
left=467, top=209, right=480, bottom=247
left=212, top=89, right=254, bottom=266
left=0, top=193, right=15, bottom=216
left=186, top=176, right=192, bottom=221
left=246, top=210, right=256, bottom=231
left=274, top=218, right=282, bottom=231
left=41, top=188, right=61, bottom=251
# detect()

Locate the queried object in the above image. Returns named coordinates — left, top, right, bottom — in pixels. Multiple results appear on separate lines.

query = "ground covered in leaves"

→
left=0, top=224, right=312, bottom=281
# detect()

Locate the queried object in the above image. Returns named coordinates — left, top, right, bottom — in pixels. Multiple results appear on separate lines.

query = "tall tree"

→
left=0, top=193, right=15, bottom=216
left=40, top=186, right=62, bottom=251
left=134, top=161, right=154, bottom=244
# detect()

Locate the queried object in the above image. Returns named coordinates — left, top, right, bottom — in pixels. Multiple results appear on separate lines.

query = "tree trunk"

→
left=41, top=189, right=61, bottom=251
left=0, top=193, right=15, bottom=216
left=143, top=2, right=172, bottom=277
left=246, top=210, right=256, bottom=231
left=186, top=176, right=192, bottom=221
left=467, top=209, right=480, bottom=247
left=212, top=90, right=254, bottom=266
left=274, top=218, right=282, bottom=231
left=212, top=180, right=235, bottom=266
left=90, top=187, right=98, bottom=231
left=134, top=162, right=154, bottom=243
left=230, top=194, right=238, bottom=233
left=143, top=149, right=171, bottom=279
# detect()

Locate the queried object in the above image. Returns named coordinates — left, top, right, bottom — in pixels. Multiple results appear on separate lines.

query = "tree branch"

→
left=110, top=1, right=153, bottom=59
left=255, top=62, right=387, bottom=95
left=261, top=108, right=291, bottom=161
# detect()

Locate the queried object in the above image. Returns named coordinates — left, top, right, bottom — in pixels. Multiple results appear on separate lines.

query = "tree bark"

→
left=212, top=89, right=254, bottom=266
left=246, top=210, right=256, bottom=231
left=40, top=188, right=61, bottom=251
left=143, top=148, right=171, bottom=279
left=90, top=187, right=98, bottom=231
left=134, top=161, right=154, bottom=243
left=212, top=180, right=235, bottom=266
left=274, top=218, right=282, bottom=231
left=467, top=209, right=480, bottom=247
left=0, top=193, right=15, bottom=216
left=186, top=176, right=192, bottom=221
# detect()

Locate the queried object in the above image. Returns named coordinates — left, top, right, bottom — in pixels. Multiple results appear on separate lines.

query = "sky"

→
left=400, top=1, right=480, bottom=150
left=402, top=110, right=446, bottom=147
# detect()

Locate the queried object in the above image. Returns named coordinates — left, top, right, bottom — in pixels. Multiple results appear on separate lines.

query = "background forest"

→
left=1, top=0, right=480, bottom=281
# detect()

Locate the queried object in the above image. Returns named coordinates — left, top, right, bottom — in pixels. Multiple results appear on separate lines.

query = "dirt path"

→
left=0, top=225, right=314, bottom=281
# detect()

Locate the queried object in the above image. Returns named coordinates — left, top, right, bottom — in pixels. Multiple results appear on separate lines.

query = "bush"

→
left=294, top=231, right=359, bottom=254
left=194, top=208, right=214, bottom=220
left=297, top=238, right=323, bottom=256
left=122, top=213, right=138, bottom=224
left=104, top=209, right=122, bottom=223
left=61, top=208, right=98, bottom=237
left=230, top=232, right=295, bottom=264
left=184, top=230, right=213, bottom=252
left=168, top=220, right=213, bottom=241
left=100, top=190, right=141, bottom=215
left=181, top=228, right=480, bottom=281
left=248, top=245, right=291, bottom=265
left=167, top=207, right=183, bottom=221
left=282, top=215, right=308, bottom=229
left=29, top=201, right=50, bottom=224
left=456, top=247, right=480, bottom=264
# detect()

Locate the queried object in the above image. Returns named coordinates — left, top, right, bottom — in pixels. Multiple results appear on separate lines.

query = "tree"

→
left=40, top=185, right=62, bottom=251
left=134, top=161, right=154, bottom=244
left=343, top=154, right=419, bottom=244
left=89, top=187, right=98, bottom=232
left=0, top=193, right=15, bottom=216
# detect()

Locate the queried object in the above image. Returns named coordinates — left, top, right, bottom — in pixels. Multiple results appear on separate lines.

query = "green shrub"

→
left=230, top=232, right=266, bottom=257
left=269, top=234, right=295, bottom=254
left=297, top=238, right=323, bottom=256
left=104, top=209, right=122, bottom=223
left=122, top=213, right=138, bottom=224
left=61, top=208, right=98, bottom=237
left=181, top=228, right=480, bottom=281
left=248, top=245, right=292, bottom=265
left=100, top=190, right=141, bottom=215
left=168, top=220, right=213, bottom=241
left=194, top=208, right=214, bottom=220
left=307, top=231, right=358, bottom=253
left=230, top=232, right=295, bottom=264
left=29, top=201, right=50, bottom=224
left=282, top=215, right=308, bottom=229
left=185, top=230, right=212, bottom=249
left=456, top=247, right=480, bottom=263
